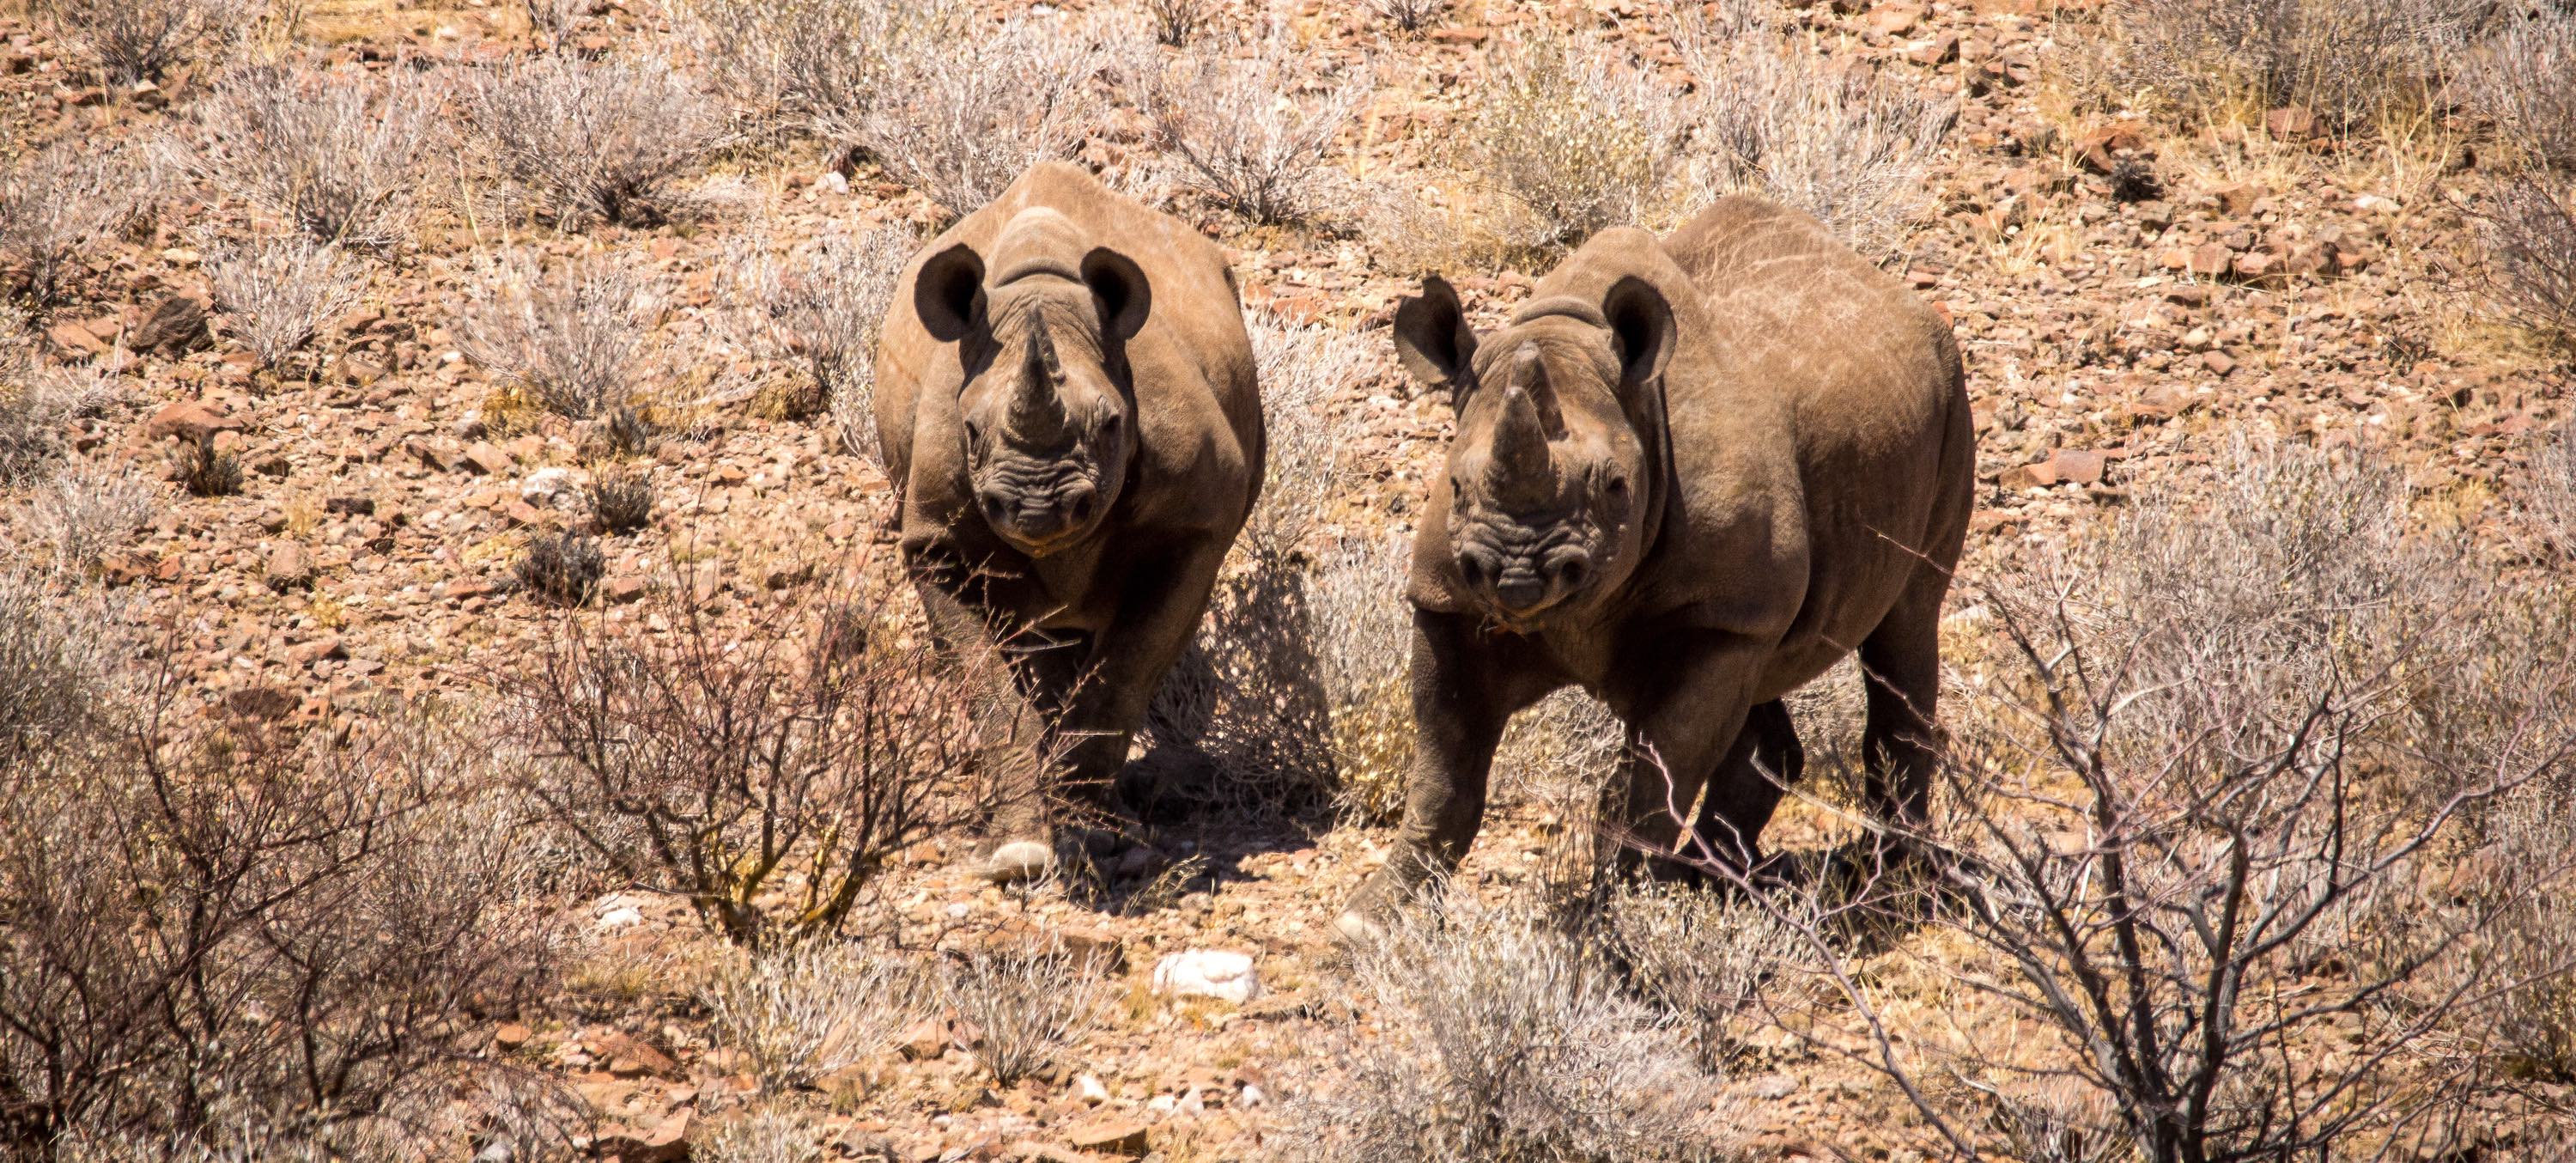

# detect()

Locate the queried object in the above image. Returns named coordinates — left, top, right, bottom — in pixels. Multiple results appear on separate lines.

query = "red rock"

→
left=495, top=1022, right=532, bottom=1050
left=603, top=575, right=648, bottom=604
left=1866, top=2, right=1924, bottom=34
left=592, top=1031, right=678, bottom=1078
left=593, top=1111, right=689, bottom=1163
left=896, top=1019, right=950, bottom=1061
left=2263, top=105, right=2318, bottom=140
left=2201, top=350, right=2238, bottom=376
left=223, top=685, right=298, bottom=721
left=144, top=400, right=241, bottom=443
left=2187, top=243, right=2233, bottom=277
left=1906, top=33, right=1960, bottom=64
left=2047, top=448, right=2108, bottom=484
left=131, top=295, right=210, bottom=356
left=45, top=320, right=104, bottom=356
left=461, top=441, right=513, bottom=475
left=1064, top=1118, right=1150, bottom=1158
left=265, top=543, right=313, bottom=592
left=2231, top=250, right=2275, bottom=280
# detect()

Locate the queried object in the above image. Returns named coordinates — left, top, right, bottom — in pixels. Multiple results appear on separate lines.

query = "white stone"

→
left=520, top=466, right=586, bottom=508
left=1075, top=1073, right=1109, bottom=1105
left=1151, top=949, right=1261, bottom=1005
left=1238, top=1082, right=1267, bottom=1108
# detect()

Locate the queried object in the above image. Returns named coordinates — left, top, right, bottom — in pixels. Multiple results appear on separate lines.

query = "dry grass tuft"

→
left=1365, top=0, right=1451, bottom=34
left=2481, top=175, right=2576, bottom=356
left=25, top=462, right=154, bottom=576
left=2476, top=7, right=2576, bottom=171
left=944, top=941, right=1107, bottom=1086
left=1461, top=31, right=1691, bottom=253
left=1281, top=891, right=1737, bottom=1162
left=847, top=9, right=1124, bottom=217
left=728, top=222, right=915, bottom=459
left=458, top=255, right=668, bottom=422
left=465, top=52, right=727, bottom=229
left=2072, top=0, right=2481, bottom=132
left=1679, top=6, right=1954, bottom=258
left=699, top=944, right=933, bottom=1092
left=179, top=61, right=447, bottom=251
left=204, top=234, right=365, bottom=373
left=0, top=143, right=145, bottom=307
left=681, top=0, right=968, bottom=144
left=1131, top=27, right=1373, bottom=225
left=514, top=529, right=604, bottom=606
left=31, top=0, right=237, bottom=85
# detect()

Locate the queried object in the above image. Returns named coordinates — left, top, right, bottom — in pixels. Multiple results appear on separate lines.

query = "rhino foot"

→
left=979, top=840, right=1057, bottom=885
left=1330, top=907, right=1388, bottom=946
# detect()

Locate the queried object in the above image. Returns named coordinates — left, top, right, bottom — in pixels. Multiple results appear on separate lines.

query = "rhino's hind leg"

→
left=1858, top=569, right=1947, bottom=859
left=1689, top=699, right=1802, bottom=880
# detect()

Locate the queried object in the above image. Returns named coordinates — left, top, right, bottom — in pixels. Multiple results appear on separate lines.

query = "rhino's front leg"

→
left=1053, top=539, right=1231, bottom=815
left=907, top=560, right=1066, bottom=880
left=1336, top=609, right=1532, bottom=940
left=1605, top=632, right=1770, bottom=882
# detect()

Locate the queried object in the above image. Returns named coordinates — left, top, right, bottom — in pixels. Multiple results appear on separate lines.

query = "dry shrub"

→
left=585, top=464, right=655, bottom=534
left=31, top=0, right=236, bottom=85
left=1280, top=892, right=1736, bottom=1162
left=2478, top=778, right=2576, bottom=1082
left=2477, top=8, right=2576, bottom=170
left=25, top=461, right=154, bottom=575
left=1600, top=881, right=1814, bottom=1070
left=696, top=1111, right=820, bottom=1163
left=465, top=52, right=726, bottom=228
left=1365, top=0, right=1451, bottom=33
left=2530, top=424, right=2576, bottom=557
left=943, top=940, right=1108, bottom=1086
left=0, top=349, right=117, bottom=486
left=1462, top=31, right=1691, bottom=252
left=2481, top=175, right=2576, bottom=354
left=204, top=234, right=366, bottom=372
left=179, top=62, right=448, bottom=251
left=0, top=143, right=142, bottom=306
left=1846, top=440, right=2576, bottom=1159
left=728, top=222, right=915, bottom=457
left=1146, top=0, right=1212, bottom=46
left=496, top=580, right=1010, bottom=944
left=0, top=569, right=125, bottom=759
left=1490, top=689, right=1625, bottom=824
left=1242, top=308, right=1373, bottom=554
left=681, top=0, right=967, bottom=143
left=1679, top=6, right=1953, bottom=259
left=2075, top=0, right=2481, bottom=131
left=514, top=529, right=603, bottom=605
left=1131, top=27, right=1373, bottom=225
left=1309, top=534, right=1415, bottom=823
left=173, top=432, right=241, bottom=497
left=0, top=689, right=559, bottom=1155
left=699, top=944, right=933, bottom=1091
left=458, top=255, right=667, bottom=422
left=852, top=10, right=1124, bottom=216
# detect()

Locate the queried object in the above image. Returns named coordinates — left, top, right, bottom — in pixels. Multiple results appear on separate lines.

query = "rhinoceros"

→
left=1341, top=195, right=1973, bottom=932
left=875, top=162, right=1263, bottom=882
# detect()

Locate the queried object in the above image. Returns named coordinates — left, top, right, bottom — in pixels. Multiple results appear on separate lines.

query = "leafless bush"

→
left=0, top=354, right=115, bottom=486
left=179, top=62, right=447, bottom=251
left=458, top=256, right=667, bottom=421
left=514, top=530, right=603, bottom=606
left=31, top=0, right=237, bottom=85
left=697, top=1111, right=820, bottom=1163
left=1309, top=535, right=1415, bottom=823
left=1600, top=881, right=1812, bottom=1071
left=1678, top=7, right=1953, bottom=259
left=0, top=693, right=558, bottom=1155
left=728, top=222, right=914, bottom=459
left=2477, top=7, right=2576, bottom=170
left=699, top=944, right=933, bottom=1091
left=680, top=0, right=967, bottom=142
left=1242, top=309, right=1373, bottom=554
left=2081, top=0, right=2482, bottom=131
left=1717, top=441, right=2576, bottom=1160
left=0, top=569, right=124, bottom=760
left=26, top=461, right=154, bottom=575
left=0, top=143, right=138, bottom=306
left=2530, top=425, right=2576, bottom=557
left=173, top=433, right=241, bottom=497
left=1147, top=0, right=1213, bottom=46
left=2482, top=175, right=2576, bottom=353
left=522, top=0, right=585, bottom=46
left=204, top=234, right=366, bottom=372
left=1464, top=31, right=1692, bottom=251
left=465, top=53, right=726, bottom=228
left=586, top=464, right=654, bottom=534
left=2475, top=780, right=2576, bottom=1082
left=943, top=941, right=1106, bottom=1086
left=1281, top=891, right=1735, bottom=1162
left=1131, top=29, right=1373, bottom=224
left=498, top=581, right=1010, bottom=944
left=854, top=11, right=1121, bottom=216
left=1365, top=0, right=1451, bottom=33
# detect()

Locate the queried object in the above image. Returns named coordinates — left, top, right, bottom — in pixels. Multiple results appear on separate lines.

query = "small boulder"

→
left=1151, top=950, right=1261, bottom=1005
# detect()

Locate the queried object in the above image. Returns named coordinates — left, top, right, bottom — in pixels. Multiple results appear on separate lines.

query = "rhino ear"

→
left=1393, top=275, right=1479, bottom=402
left=914, top=242, right=985, bottom=343
left=1082, top=247, right=1151, bottom=342
left=1602, top=276, right=1674, bottom=392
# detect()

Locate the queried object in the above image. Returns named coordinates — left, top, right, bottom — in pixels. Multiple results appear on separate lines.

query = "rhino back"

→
left=1652, top=196, right=1971, bottom=664
left=874, top=162, right=1261, bottom=540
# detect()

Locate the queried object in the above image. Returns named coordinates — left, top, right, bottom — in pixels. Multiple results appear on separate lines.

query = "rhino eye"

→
left=963, top=419, right=983, bottom=447
left=1100, top=412, right=1121, bottom=438
left=1606, top=474, right=1630, bottom=497
left=1449, top=477, right=1463, bottom=500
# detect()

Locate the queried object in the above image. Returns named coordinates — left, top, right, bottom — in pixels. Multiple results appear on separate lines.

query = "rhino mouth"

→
left=1453, top=528, right=1598, bottom=627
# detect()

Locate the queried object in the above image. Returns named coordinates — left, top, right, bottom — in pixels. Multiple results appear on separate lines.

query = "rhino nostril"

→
left=1456, top=553, right=1489, bottom=589
left=1068, top=490, right=1097, bottom=523
left=1555, top=557, right=1590, bottom=589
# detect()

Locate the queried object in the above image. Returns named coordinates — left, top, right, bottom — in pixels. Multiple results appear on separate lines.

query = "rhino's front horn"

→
left=1011, top=331, right=1069, bottom=432
left=1487, top=356, right=1555, bottom=502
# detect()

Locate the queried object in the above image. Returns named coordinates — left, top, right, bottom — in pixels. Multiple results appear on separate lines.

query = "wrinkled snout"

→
left=977, top=481, right=1101, bottom=553
left=1456, top=545, right=1595, bottom=619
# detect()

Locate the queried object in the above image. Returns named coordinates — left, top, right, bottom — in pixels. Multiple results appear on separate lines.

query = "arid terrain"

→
left=3, top=0, right=2574, bottom=1160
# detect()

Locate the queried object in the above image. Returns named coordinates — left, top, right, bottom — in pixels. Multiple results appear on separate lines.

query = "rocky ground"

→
left=3, top=0, right=2571, bottom=1159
